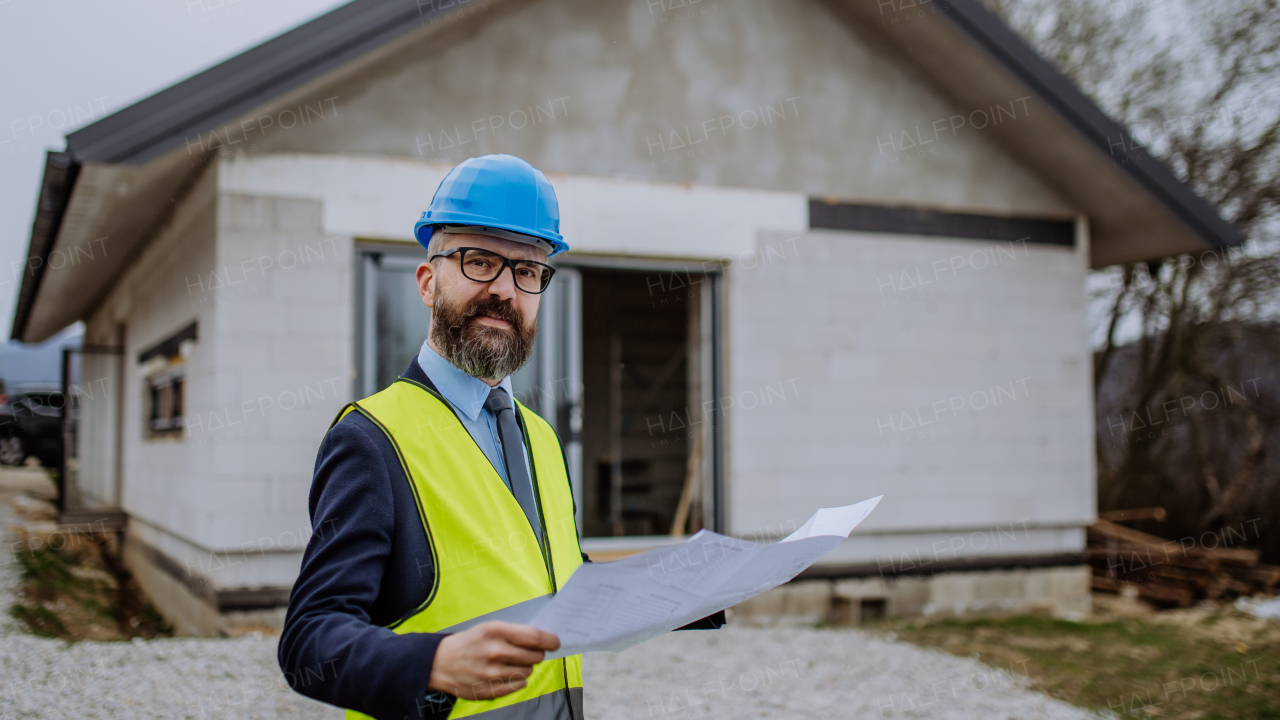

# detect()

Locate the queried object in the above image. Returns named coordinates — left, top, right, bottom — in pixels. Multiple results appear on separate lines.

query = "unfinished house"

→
left=11, top=0, right=1239, bottom=634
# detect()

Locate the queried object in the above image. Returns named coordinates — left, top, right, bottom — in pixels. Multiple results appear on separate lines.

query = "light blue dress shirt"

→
left=415, top=340, right=531, bottom=491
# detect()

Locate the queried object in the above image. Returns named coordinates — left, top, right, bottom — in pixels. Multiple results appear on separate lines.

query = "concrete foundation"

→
left=122, top=534, right=290, bottom=637
left=731, top=565, right=1092, bottom=626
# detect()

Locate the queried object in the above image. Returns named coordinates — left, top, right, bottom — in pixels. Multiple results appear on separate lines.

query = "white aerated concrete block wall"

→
left=217, top=153, right=1095, bottom=578
left=85, top=166, right=218, bottom=562
left=194, top=191, right=354, bottom=588
left=727, top=228, right=1095, bottom=565
left=113, top=187, right=354, bottom=602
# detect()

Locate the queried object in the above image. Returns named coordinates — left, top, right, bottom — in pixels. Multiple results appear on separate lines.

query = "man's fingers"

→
left=488, top=642, right=546, bottom=667
left=434, top=625, right=562, bottom=702
left=488, top=663, right=535, bottom=681
left=484, top=622, right=561, bottom=651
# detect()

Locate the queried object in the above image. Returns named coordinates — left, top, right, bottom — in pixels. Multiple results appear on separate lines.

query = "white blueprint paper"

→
left=531, top=495, right=882, bottom=659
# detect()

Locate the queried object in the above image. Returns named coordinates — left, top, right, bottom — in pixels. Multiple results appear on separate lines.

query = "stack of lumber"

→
left=1088, top=509, right=1280, bottom=607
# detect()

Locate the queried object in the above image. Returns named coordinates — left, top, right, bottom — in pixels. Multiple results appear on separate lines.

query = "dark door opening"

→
left=580, top=267, right=711, bottom=538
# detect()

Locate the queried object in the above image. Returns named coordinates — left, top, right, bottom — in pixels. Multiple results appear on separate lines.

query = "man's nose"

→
left=486, top=265, right=520, bottom=300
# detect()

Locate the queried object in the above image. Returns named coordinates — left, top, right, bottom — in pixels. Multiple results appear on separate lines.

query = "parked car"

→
left=0, top=391, right=64, bottom=467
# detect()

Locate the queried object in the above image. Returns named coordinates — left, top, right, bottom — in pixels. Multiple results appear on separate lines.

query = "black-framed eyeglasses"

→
left=430, top=247, right=557, bottom=294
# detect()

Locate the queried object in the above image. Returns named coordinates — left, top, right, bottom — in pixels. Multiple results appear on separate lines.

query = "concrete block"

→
left=124, top=537, right=219, bottom=637
left=885, top=575, right=930, bottom=616
left=731, top=579, right=831, bottom=626
left=271, top=197, right=323, bottom=233
left=972, top=569, right=1027, bottom=604
left=123, top=535, right=296, bottom=637
left=1027, top=565, right=1091, bottom=617
left=286, top=301, right=352, bottom=335
left=267, top=405, right=345, bottom=443
left=230, top=442, right=309, bottom=476
left=275, top=478, right=314, bottom=515
left=200, top=478, right=268, bottom=514
left=833, top=577, right=888, bottom=599
left=269, top=336, right=347, bottom=370
left=221, top=308, right=291, bottom=339
left=738, top=566, right=1090, bottom=625
left=220, top=195, right=275, bottom=232
left=926, top=572, right=978, bottom=615
left=269, top=265, right=349, bottom=301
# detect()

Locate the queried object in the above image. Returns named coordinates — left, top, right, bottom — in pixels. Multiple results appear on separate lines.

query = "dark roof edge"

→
left=66, top=0, right=460, bottom=165
left=940, top=0, right=1243, bottom=250
left=12, top=0, right=1245, bottom=341
left=11, top=153, right=80, bottom=341
left=12, top=0, right=461, bottom=340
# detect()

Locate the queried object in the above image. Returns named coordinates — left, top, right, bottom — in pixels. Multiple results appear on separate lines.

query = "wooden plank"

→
left=1211, top=547, right=1260, bottom=567
left=1089, top=520, right=1258, bottom=566
left=1222, top=563, right=1280, bottom=586
left=1115, top=565, right=1212, bottom=588
left=1099, top=507, right=1167, bottom=522
left=1133, top=581, right=1196, bottom=606
left=1090, top=571, right=1195, bottom=605
left=1207, top=574, right=1254, bottom=599
left=1086, top=546, right=1218, bottom=573
left=1084, top=541, right=1218, bottom=571
left=1089, top=519, right=1179, bottom=550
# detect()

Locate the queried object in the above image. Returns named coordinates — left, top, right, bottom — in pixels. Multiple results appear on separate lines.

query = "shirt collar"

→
left=416, top=340, right=514, bottom=422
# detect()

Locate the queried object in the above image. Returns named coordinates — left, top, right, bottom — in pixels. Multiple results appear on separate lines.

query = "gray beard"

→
left=430, top=292, right=536, bottom=381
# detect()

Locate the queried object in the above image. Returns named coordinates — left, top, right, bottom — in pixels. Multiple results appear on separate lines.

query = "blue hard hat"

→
left=414, top=154, right=568, bottom=256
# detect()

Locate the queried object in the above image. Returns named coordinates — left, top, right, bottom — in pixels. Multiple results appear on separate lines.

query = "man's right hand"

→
left=427, top=621, right=561, bottom=700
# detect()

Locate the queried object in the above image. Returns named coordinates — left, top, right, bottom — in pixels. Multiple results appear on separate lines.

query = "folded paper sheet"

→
left=531, top=495, right=882, bottom=659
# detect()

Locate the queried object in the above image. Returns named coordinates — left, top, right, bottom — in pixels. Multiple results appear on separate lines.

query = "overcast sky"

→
left=0, top=0, right=349, bottom=342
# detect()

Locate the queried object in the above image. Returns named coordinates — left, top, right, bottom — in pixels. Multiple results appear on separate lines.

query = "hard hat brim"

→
left=439, top=225, right=554, bottom=254
left=414, top=215, right=568, bottom=256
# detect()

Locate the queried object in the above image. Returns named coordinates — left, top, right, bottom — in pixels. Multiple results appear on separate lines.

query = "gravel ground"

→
left=0, top=494, right=344, bottom=720
left=584, top=626, right=1099, bottom=720
left=0, top=472, right=1097, bottom=719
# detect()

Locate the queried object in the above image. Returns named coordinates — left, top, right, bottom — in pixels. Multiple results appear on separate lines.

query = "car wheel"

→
left=0, top=436, right=26, bottom=466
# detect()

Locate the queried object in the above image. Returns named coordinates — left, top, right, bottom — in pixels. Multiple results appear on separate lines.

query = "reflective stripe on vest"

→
left=336, top=378, right=584, bottom=720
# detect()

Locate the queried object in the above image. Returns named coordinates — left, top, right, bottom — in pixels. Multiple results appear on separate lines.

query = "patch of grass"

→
left=870, top=610, right=1280, bottom=719
left=9, top=540, right=171, bottom=641
left=15, top=544, right=105, bottom=596
left=8, top=603, right=67, bottom=638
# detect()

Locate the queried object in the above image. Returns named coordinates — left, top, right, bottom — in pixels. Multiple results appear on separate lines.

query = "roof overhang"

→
left=12, top=0, right=1243, bottom=343
left=11, top=0, right=487, bottom=343
left=829, top=0, right=1242, bottom=265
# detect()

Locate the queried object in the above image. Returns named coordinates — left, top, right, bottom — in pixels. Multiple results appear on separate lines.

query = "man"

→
left=279, top=154, right=721, bottom=720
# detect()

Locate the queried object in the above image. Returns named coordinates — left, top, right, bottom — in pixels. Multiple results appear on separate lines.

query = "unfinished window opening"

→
left=138, top=322, right=194, bottom=441
left=146, top=372, right=184, bottom=438
left=578, top=266, right=717, bottom=538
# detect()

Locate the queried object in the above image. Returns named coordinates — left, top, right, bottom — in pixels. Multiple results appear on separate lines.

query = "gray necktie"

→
left=484, top=387, right=543, bottom=545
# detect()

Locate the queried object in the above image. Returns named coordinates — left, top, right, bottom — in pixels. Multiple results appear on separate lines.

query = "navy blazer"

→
left=278, top=358, right=723, bottom=720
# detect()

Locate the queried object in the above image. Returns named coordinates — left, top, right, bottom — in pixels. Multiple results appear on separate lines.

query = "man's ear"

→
left=416, top=262, right=436, bottom=309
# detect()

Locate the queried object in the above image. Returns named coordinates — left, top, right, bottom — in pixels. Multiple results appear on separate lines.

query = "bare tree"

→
left=984, top=0, right=1280, bottom=552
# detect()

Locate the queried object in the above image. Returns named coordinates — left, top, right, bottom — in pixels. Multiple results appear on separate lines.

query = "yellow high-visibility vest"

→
left=334, top=377, right=584, bottom=720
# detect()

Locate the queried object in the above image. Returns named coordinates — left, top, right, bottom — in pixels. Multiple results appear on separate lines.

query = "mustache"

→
left=458, top=295, right=525, bottom=329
